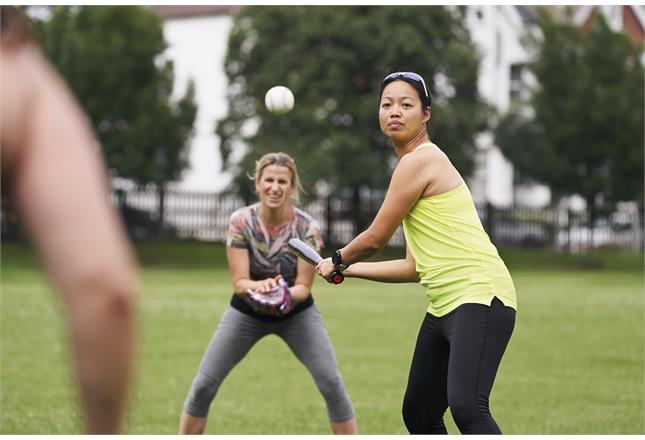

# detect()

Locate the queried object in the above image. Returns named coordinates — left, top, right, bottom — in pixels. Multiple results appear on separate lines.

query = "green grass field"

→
left=1, top=241, right=643, bottom=434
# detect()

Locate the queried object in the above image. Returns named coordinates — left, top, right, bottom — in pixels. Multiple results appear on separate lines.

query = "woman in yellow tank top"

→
left=316, top=72, right=517, bottom=434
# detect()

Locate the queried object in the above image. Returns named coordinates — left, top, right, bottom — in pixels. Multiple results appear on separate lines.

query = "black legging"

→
left=402, top=296, right=516, bottom=434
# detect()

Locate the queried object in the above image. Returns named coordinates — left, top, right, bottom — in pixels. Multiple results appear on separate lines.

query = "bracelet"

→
left=332, top=249, right=349, bottom=271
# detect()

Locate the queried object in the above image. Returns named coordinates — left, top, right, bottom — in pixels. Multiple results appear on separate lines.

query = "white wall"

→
left=162, top=14, right=233, bottom=192
left=466, top=6, right=550, bottom=207
left=468, top=6, right=529, bottom=114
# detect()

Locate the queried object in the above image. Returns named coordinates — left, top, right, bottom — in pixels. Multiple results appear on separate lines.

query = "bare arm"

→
left=226, top=246, right=313, bottom=302
left=1, top=44, right=136, bottom=434
left=226, top=246, right=268, bottom=294
left=290, top=256, right=316, bottom=302
left=316, top=152, right=429, bottom=279
left=340, top=152, right=429, bottom=264
left=343, top=245, right=419, bottom=283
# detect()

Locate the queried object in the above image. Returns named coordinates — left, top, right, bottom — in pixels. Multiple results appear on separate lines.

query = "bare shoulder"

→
left=399, top=144, right=437, bottom=167
left=399, top=143, right=449, bottom=174
left=394, top=149, right=433, bottom=186
left=0, top=45, right=35, bottom=164
left=419, top=143, right=464, bottom=196
left=425, top=143, right=451, bottom=162
left=2, top=44, right=73, bottom=171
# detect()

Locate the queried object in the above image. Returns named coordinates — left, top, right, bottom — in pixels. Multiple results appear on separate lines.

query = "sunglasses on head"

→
left=382, top=72, right=430, bottom=107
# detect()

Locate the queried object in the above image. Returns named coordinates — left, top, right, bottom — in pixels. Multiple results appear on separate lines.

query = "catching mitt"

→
left=244, top=278, right=293, bottom=317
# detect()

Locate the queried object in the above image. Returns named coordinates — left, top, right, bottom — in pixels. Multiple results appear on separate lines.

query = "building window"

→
left=476, top=8, right=483, bottom=20
left=510, top=63, right=525, bottom=100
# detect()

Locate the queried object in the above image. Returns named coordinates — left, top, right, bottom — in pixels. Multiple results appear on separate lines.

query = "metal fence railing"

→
left=2, top=189, right=642, bottom=253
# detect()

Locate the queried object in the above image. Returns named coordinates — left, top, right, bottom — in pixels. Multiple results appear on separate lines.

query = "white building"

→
left=464, top=5, right=551, bottom=207
left=153, top=5, right=239, bottom=192
left=152, top=6, right=561, bottom=206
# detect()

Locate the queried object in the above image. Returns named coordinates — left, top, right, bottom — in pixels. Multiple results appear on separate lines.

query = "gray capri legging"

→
left=183, top=304, right=355, bottom=422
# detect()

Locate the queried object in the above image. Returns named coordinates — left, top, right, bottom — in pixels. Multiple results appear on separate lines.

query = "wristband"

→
left=332, top=250, right=349, bottom=271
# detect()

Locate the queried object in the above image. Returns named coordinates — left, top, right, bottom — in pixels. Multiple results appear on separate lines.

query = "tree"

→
left=40, top=6, right=197, bottom=229
left=216, top=6, right=489, bottom=234
left=495, top=11, right=644, bottom=222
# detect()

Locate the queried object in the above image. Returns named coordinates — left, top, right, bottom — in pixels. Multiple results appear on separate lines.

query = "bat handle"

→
left=330, top=271, right=344, bottom=284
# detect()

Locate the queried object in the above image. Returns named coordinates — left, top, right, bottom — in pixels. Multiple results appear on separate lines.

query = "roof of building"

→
left=574, top=5, right=645, bottom=31
left=573, top=5, right=644, bottom=46
left=515, top=6, right=540, bottom=25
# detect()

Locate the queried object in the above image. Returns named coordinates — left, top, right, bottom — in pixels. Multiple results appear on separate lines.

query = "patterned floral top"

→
left=226, top=203, right=324, bottom=286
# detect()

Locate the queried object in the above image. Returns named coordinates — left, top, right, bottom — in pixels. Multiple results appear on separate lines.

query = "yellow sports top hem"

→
left=426, top=294, right=517, bottom=318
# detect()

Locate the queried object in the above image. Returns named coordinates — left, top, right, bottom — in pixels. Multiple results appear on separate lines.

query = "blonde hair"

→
left=250, top=152, right=303, bottom=204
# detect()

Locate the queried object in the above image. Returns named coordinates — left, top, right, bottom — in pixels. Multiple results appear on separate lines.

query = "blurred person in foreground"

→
left=179, top=152, right=357, bottom=434
left=317, top=72, right=517, bottom=434
left=1, top=6, right=137, bottom=434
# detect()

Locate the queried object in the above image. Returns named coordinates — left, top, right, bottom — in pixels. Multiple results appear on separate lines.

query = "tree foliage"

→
left=40, top=6, right=197, bottom=187
left=495, top=11, right=644, bottom=210
left=217, top=6, right=489, bottom=203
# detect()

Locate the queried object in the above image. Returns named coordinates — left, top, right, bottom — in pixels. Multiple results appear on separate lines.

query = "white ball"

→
left=264, top=86, right=295, bottom=115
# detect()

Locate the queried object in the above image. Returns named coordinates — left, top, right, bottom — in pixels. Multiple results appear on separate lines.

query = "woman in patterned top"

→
left=179, top=152, right=358, bottom=434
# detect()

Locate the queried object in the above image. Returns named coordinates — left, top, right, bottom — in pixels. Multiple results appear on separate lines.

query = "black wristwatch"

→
left=332, top=249, right=349, bottom=271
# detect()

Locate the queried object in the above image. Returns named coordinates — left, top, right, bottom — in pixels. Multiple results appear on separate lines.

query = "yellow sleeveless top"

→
left=402, top=143, right=517, bottom=317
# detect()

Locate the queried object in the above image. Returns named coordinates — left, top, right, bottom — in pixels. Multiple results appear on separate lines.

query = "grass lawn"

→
left=1, top=241, right=643, bottom=434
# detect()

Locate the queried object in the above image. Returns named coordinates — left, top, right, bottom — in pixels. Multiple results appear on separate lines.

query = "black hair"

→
left=379, top=73, right=432, bottom=108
